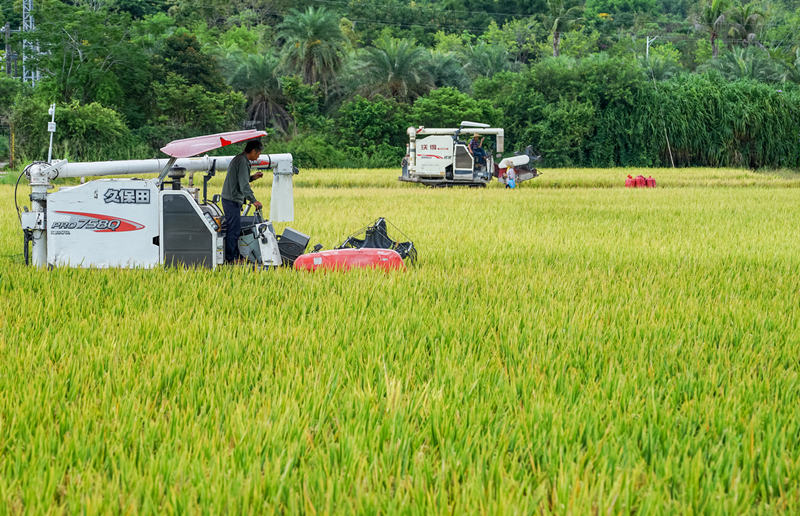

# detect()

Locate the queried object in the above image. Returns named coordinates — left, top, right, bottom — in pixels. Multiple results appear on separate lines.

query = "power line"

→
left=308, top=0, right=532, bottom=19
left=308, top=0, right=797, bottom=34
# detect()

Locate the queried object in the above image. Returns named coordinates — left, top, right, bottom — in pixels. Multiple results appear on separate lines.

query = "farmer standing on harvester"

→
left=221, top=139, right=264, bottom=263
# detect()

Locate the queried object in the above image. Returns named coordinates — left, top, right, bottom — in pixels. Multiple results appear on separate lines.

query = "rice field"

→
left=2, top=167, right=800, bottom=513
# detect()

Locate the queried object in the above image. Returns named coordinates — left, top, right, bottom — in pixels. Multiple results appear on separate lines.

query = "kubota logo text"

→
left=104, top=188, right=151, bottom=204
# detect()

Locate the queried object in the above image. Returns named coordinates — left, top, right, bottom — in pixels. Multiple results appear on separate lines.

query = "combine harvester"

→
left=16, top=129, right=416, bottom=271
left=399, top=121, right=540, bottom=187
left=16, top=130, right=307, bottom=269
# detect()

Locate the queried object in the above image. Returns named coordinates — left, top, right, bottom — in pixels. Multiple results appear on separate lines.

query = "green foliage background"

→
left=0, top=0, right=799, bottom=168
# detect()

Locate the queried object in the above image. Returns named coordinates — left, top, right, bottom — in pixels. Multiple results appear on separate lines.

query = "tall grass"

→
left=478, top=59, right=800, bottom=169
left=1, top=168, right=800, bottom=513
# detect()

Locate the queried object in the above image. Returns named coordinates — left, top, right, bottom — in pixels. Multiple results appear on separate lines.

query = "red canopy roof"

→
left=160, top=130, right=267, bottom=158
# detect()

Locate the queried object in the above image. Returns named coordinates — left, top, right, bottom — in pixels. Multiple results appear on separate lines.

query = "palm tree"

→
left=728, top=4, right=765, bottom=48
left=544, top=0, right=583, bottom=58
left=225, top=52, right=291, bottom=132
left=355, top=37, right=434, bottom=102
left=770, top=47, right=800, bottom=83
left=427, top=50, right=471, bottom=91
left=638, top=53, right=682, bottom=81
left=704, top=47, right=782, bottom=82
left=460, top=42, right=512, bottom=78
left=695, top=0, right=731, bottom=59
left=277, top=6, right=346, bottom=93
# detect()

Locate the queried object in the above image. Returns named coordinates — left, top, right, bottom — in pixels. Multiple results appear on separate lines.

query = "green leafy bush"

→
left=0, top=75, right=22, bottom=121
left=265, top=133, right=348, bottom=168
left=409, top=87, right=500, bottom=128
left=333, top=95, right=409, bottom=167
left=10, top=97, right=149, bottom=162
left=143, top=73, right=247, bottom=148
left=336, top=95, right=408, bottom=148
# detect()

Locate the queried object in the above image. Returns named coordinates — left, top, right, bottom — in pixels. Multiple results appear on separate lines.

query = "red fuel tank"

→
left=294, top=248, right=406, bottom=271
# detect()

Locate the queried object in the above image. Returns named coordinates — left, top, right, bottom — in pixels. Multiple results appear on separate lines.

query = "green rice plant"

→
left=1, top=167, right=800, bottom=513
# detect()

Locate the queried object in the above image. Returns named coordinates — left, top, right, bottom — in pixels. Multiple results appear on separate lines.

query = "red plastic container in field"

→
left=646, top=176, right=656, bottom=188
left=635, top=175, right=647, bottom=187
left=294, top=248, right=406, bottom=271
left=625, top=175, right=634, bottom=187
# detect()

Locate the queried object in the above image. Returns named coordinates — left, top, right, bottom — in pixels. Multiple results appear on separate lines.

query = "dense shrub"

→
left=0, top=75, right=22, bottom=120
left=146, top=73, right=247, bottom=148
left=475, top=56, right=800, bottom=168
left=10, top=97, right=149, bottom=162
left=336, top=95, right=409, bottom=149
left=409, top=87, right=501, bottom=128
left=332, top=95, right=409, bottom=167
left=7, top=56, right=798, bottom=170
left=265, top=133, right=348, bottom=168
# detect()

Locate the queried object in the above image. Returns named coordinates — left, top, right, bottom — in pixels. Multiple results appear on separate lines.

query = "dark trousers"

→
left=473, top=148, right=486, bottom=166
left=222, top=198, right=242, bottom=262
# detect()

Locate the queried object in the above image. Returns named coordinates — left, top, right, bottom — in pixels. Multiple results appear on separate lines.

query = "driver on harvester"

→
left=469, top=133, right=487, bottom=169
left=221, top=139, right=264, bottom=264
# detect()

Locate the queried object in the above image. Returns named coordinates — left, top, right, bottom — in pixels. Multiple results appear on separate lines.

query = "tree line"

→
left=0, top=0, right=798, bottom=168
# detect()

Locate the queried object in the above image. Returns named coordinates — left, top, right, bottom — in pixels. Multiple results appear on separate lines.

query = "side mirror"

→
left=212, top=194, right=221, bottom=204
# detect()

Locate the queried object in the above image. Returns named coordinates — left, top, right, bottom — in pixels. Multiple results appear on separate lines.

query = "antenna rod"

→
left=47, top=103, right=55, bottom=162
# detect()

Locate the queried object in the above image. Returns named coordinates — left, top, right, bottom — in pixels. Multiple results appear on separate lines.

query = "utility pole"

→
left=3, top=23, right=9, bottom=75
left=22, top=0, right=39, bottom=85
left=646, top=35, right=658, bottom=60
left=1, top=23, right=20, bottom=77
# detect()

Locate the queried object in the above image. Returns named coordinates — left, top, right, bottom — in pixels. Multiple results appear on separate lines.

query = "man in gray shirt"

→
left=221, top=139, right=264, bottom=263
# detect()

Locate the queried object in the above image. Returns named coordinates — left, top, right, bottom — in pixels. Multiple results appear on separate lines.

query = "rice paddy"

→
left=1, top=167, right=800, bottom=513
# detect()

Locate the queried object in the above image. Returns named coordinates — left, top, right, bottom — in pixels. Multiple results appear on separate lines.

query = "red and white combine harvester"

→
left=400, top=121, right=540, bottom=187
left=17, top=130, right=309, bottom=269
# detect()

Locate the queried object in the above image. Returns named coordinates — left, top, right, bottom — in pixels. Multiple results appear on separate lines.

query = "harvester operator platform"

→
left=221, top=139, right=264, bottom=263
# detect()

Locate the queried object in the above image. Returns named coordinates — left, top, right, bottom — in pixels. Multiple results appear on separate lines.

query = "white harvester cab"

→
left=400, top=121, right=539, bottom=187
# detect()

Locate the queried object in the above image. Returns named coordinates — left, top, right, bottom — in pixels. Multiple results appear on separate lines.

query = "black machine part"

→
left=240, top=209, right=274, bottom=238
left=162, top=192, right=215, bottom=268
left=203, top=159, right=217, bottom=204
left=163, top=166, right=187, bottom=191
left=337, top=218, right=417, bottom=265
left=277, top=227, right=310, bottom=266
left=522, top=145, right=542, bottom=162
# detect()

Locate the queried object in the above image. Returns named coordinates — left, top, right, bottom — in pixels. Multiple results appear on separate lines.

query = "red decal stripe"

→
left=220, top=137, right=231, bottom=146
left=54, top=211, right=145, bottom=232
